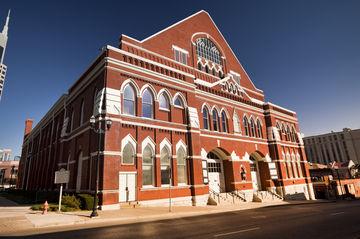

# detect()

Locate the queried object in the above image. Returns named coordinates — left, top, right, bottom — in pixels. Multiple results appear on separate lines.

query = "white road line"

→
left=330, top=212, right=345, bottom=216
left=251, top=215, right=266, bottom=219
left=214, top=227, right=260, bottom=237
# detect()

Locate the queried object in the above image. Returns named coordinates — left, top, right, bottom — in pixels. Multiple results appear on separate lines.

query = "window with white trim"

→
left=196, top=38, right=222, bottom=65
left=122, top=142, right=135, bottom=164
left=173, top=47, right=188, bottom=65
left=203, top=107, right=210, bottom=130
left=174, top=96, right=184, bottom=108
left=221, top=111, right=228, bottom=133
left=142, top=145, right=154, bottom=186
left=160, top=146, right=171, bottom=185
left=159, top=93, right=170, bottom=110
left=142, top=88, right=154, bottom=118
left=123, top=84, right=136, bottom=116
left=177, top=146, right=187, bottom=184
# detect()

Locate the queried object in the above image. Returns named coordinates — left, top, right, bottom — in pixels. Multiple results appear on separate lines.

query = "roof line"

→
left=140, top=10, right=207, bottom=43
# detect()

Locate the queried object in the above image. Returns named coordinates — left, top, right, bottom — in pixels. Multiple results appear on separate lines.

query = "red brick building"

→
left=18, top=10, right=315, bottom=209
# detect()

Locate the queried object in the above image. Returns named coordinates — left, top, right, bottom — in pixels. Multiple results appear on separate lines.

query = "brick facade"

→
left=18, top=10, right=315, bottom=209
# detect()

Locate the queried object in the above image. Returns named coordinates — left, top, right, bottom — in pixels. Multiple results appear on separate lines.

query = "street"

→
left=2, top=201, right=360, bottom=239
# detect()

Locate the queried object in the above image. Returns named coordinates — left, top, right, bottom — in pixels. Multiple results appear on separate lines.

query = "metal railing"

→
left=230, top=190, right=247, bottom=202
left=209, top=184, right=246, bottom=204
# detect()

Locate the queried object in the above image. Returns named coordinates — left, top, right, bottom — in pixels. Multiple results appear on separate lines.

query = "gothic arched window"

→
left=243, top=116, right=250, bottom=136
left=212, top=109, right=219, bottom=131
left=122, top=142, right=135, bottom=164
left=177, top=146, right=187, bottom=184
left=250, top=118, right=256, bottom=137
left=221, top=111, right=228, bottom=133
left=159, top=93, right=170, bottom=110
left=160, top=146, right=171, bottom=185
left=142, top=88, right=154, bottom=118
left=123, top=84, right=136, bottom=116
left=174, top=96, right=184, bottom=108
left=142, top=145, right=154, bottom=186
left=203, top=107, right=210, bottom=130
left=195, top=38, right=222, bottom=65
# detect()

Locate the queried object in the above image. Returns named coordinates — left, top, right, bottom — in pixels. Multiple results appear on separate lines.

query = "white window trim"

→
left=121, top=134, right=137, bottom=165
left=172, top=45, right=189, bottom=55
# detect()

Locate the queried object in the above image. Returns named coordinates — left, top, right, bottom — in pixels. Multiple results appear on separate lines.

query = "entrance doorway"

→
left=119, top=172, right=136, bottom=202
left=207, top=151, right=225, bottom=193
left=250, top=155, right=262, bottom=191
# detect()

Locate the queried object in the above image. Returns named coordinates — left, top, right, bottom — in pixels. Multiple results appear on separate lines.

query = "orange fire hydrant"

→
left=42, top=201, right=49, bottom=215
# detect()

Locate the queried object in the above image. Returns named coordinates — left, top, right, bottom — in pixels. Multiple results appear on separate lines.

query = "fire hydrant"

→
left=42, top=201, right=49, bottom=215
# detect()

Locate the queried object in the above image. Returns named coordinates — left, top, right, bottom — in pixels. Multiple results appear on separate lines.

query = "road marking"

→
left=251, top=215, right=266, bottom=219
left=214, top=227, right=260, bottom=237
left=330, top=212, right=345, bottom=216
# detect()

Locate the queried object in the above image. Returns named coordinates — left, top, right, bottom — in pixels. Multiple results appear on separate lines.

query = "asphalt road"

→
left=2, top=201, right=360, bottom=239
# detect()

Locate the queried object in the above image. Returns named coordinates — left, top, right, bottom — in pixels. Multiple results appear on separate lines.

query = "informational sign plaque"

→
left=54, top=168, right=70, bottom=184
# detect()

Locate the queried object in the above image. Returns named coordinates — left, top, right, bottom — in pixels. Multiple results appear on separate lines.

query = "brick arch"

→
left=207, top=147, right=231, bottom=160
left=249, top=150, right=271, bottom=191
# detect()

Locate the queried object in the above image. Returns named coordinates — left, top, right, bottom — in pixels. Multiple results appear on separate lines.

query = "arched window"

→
left=286, top=152, right=293, bottom=178
left=177, top=146, right=187, bottom=184
left=250, top=118, right=256, bottom=137
left=80, top=99, right=85, bottom=125
left=142, top=145, right=154, bottom=186
left=276, top=123, right=282, bottom=140
left=174, top=96, right=184, bottom=108
left=291, top=153, right=298, bottom=178
left=159, top=93, right=170, bottom=110
left=291, top=127, right=297, bottom=142
left=221, top=111, right=228, bottom=132
left=243, top=116, right=250, bottom=136
left=142, top=88, right=154, bottom=118
left=256, top=119, right=263, bottom=138
left=203, top=107, right=210, bottom=130
left=212, top=109, right=219, bottom=131
left=195, top=38, right=222, bottom=65
left=160, top=146, right=171, bottom=185
left=281, top=125, right=286, bottom=140
left=122, top=142, right=135, bottom=164
left=123, top=84, right=136, bottom=116
left=233, top=113, right=241, bottom=133
left=286, top=126, right=291, bottom=141
left=198, top=62, right=202, bottom=71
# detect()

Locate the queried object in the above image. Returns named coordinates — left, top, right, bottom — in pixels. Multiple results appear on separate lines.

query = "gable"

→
left=137, top=11, right=262, bottom=96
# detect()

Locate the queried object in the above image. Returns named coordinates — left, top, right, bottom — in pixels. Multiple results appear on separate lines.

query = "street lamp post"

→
left=89, top=115, right=112, bottom=218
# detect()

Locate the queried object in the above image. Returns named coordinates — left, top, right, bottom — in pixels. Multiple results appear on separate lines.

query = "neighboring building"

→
left=0, top=10, right=10, bottom=101
left=18, top=10, right=315, bottom=209
left=0, top=160, right=18, bottom=188
left=0, top=148, right=11, bottom=161
left=309, top=161, right=360, bottom=199
left=304, top=128, right=360, bottom=165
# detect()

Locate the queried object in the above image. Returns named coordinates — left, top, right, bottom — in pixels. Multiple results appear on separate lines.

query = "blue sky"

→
left=0, top=0, right=359, bottom=156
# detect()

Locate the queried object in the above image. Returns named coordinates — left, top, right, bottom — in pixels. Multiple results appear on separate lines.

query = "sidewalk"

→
left=0, top=198, right=331, bottom=236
